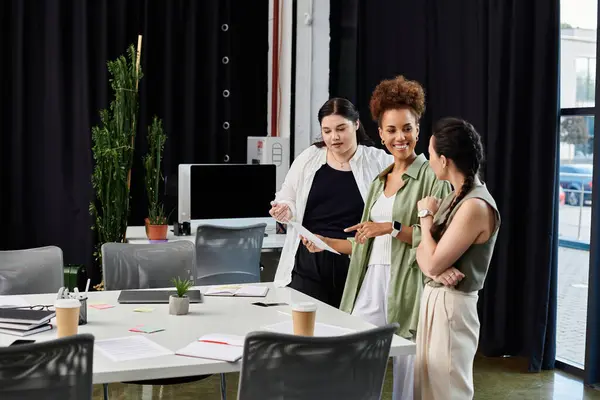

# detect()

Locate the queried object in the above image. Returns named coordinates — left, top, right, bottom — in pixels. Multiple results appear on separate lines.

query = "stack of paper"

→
left=204, top=285, right=268, bottom=297
left=176, top=334, right=245, bottom=362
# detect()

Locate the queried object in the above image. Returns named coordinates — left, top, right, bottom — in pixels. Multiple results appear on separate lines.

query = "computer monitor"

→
left=178, top=164, right=276, bottom=222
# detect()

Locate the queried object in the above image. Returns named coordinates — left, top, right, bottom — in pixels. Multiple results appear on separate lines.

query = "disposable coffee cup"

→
left=292, top=302, right=317, bottom=336
left=54, top=298, right=81, bottom=338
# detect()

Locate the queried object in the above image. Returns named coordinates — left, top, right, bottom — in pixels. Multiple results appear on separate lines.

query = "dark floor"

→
left=93, top=355, right=600, bottom=399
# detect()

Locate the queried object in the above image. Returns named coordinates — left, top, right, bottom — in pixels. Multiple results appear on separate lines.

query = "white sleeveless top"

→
left=367, top=192, right=395, bottom=266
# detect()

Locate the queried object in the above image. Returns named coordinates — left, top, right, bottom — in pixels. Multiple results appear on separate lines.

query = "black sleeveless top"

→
left=302, top=163, right=364, bottom=239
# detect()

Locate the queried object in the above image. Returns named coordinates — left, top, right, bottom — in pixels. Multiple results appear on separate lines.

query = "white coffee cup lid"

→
left=54, top=298, right=81, bottom=308
left=292, top=301, right=317, bottom=312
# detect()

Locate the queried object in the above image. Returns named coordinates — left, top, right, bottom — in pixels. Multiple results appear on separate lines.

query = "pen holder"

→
left=78, top=297, right=88, bottom=325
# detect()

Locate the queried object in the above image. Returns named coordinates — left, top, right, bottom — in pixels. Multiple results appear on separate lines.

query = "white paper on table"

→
left=176, top=341, right=243, bottom=363
left=204, top=285, right=268, bottom=297
left=262, top=321, right=355, bottom=337
left=234, top=286, right=268, bottom=297
left=0, top=296, right=29, bottom=309
left=289, top=222, right=341, bottom=254
left=95, top=336, right=173, bottom=362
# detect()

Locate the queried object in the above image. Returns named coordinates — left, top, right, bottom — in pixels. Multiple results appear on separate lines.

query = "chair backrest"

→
left=0, top=333, right=94, bottom=400
left=0, top=246, right=64, bottom=295
left=101, top=241, right=195, bottom=290
left=237, top=323, right=398, bottom=400
left=195, top=224, right=266, bottom=285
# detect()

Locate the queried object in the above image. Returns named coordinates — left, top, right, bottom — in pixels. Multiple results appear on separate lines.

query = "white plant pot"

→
left=169, top=295, right=189, bottom=315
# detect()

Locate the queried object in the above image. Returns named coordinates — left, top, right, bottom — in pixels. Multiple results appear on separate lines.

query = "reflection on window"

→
left=561, top=115, right=594, bottom=157
left=576, top=57, right=596, bottom=105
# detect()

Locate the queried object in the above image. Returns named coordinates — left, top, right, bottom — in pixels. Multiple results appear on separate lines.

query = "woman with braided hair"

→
left=414, top=117, right=501, bottom=399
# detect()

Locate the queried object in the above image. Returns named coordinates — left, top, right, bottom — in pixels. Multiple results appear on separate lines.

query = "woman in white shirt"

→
left=270, top=98, right=392, bottom=307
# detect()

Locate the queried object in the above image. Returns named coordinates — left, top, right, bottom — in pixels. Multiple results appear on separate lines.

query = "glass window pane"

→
left=561, top=0, right=597, bottom=108
left=558, top=114, right=594, bottom=368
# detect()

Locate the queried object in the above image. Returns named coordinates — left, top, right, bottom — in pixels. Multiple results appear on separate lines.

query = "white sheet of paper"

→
left=95, top=336, right=173, bottom=362
left=0, top=296, right=29, bottom=309
left=289, top=222, right=341, bottom=254
left=204, top=285, right=240, bottom=296
left=262, top=321, right=355, bottom=337
left=235, top=285, right=268, bottom=297
left=176, top=341, right=243, bottom=362
left=204, top=285, right=268, bottom=297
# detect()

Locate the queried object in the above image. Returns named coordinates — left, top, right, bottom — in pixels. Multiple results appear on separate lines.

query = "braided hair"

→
left=430, top=118, right=485, bottom=241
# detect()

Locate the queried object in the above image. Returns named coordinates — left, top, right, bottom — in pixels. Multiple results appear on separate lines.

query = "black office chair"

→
left=195, top=223, right=266, bottom=285
left=237, top=323, right=398, bottom=400
left=0, top=334, right=94, bottom=400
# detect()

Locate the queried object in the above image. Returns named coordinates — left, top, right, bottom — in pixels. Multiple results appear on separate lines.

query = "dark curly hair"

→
left=430, top=117, right=485, bottom=241
left=369, top=75, right=426, bottom=124
left=314, top=98, right=374, bottom=148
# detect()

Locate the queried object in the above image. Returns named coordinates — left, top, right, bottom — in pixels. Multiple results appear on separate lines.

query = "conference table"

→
left=125, top=217, right=287, bottom=252
left=0, top=283, right=416, bottom=385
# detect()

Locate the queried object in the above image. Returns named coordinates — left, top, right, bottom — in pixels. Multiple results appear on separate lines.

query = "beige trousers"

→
left=414, top=285, right=479, bottom=400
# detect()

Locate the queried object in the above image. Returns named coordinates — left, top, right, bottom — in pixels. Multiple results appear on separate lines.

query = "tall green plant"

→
left=90, top=44, right=142, bottom=261
left=144, top=116, right=168, bottom=225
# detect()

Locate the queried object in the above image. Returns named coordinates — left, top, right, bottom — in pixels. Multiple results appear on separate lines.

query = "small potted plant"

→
left=169, top=276, right=194, bottom=315
left=143, top=116, right=168, bottom=241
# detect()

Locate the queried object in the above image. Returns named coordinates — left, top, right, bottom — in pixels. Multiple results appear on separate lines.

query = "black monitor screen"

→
left=190, top=164, right=276, bottom=219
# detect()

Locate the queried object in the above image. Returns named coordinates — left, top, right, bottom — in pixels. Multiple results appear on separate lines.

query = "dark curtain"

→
left=330, top=0, right=559, bottom=371
left=0, top=0, right=268, bottom=284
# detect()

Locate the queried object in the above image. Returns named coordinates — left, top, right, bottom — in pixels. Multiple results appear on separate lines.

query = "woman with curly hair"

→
left=414, top=118, right=500, bottom=399
left=328, top=75, right=450, bottom=399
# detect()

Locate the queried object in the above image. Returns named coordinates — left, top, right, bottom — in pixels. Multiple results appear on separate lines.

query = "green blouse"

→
left=339, top=154, right=451, bottom=340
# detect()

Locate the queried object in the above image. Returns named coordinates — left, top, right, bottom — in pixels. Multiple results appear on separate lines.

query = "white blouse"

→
left=273, top=144, right=394, bottom=287
left=367, top=192, right=395, bottom=266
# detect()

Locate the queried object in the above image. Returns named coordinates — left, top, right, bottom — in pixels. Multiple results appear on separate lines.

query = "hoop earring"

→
left=381, top=139, right=385, bottom=145
left=416, top=136, right=419, bottom=142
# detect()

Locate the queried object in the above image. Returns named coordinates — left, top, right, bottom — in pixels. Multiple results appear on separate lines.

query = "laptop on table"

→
left=117, top=290, right=203, bottom=304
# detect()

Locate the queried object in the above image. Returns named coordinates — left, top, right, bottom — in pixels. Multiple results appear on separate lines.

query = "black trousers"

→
left=289, top=243, right=350, bottom=308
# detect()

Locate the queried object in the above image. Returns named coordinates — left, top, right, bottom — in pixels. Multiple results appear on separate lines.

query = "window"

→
left=558, top=0, right=597, bottom=373
left=576, top=57, right=596, bottom=105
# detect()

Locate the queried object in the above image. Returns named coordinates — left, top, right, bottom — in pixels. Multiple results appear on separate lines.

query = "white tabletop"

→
left=126, top=218, right=286, bottom=250
left=0, top=284, right=415, bottom=384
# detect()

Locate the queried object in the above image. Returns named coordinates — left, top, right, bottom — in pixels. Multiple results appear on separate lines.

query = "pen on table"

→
left=84, top=279, right=90, bottom=299
left=200, top=340, right=230, bottom=345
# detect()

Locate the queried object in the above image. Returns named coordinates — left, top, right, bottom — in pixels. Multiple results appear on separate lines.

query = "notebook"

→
left=0, top=309, right=55, bottom=325
left=0, top=324, right=52, bottom=337
left=204, top=285, right=268, bottom=297
left=176, top=334, right=245, bottom=362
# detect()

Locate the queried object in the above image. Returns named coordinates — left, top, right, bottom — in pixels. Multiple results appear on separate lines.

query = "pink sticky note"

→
left=89, top=303, right=115, bottom=310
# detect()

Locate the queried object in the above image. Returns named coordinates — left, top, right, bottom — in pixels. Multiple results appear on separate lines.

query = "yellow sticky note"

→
left=133, top=307, right=154, bottom=313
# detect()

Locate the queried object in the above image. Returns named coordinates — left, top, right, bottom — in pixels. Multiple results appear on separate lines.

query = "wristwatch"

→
left=418, top=209, right=433, bottom=218
left=391, top=221, right=402, bottom=237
